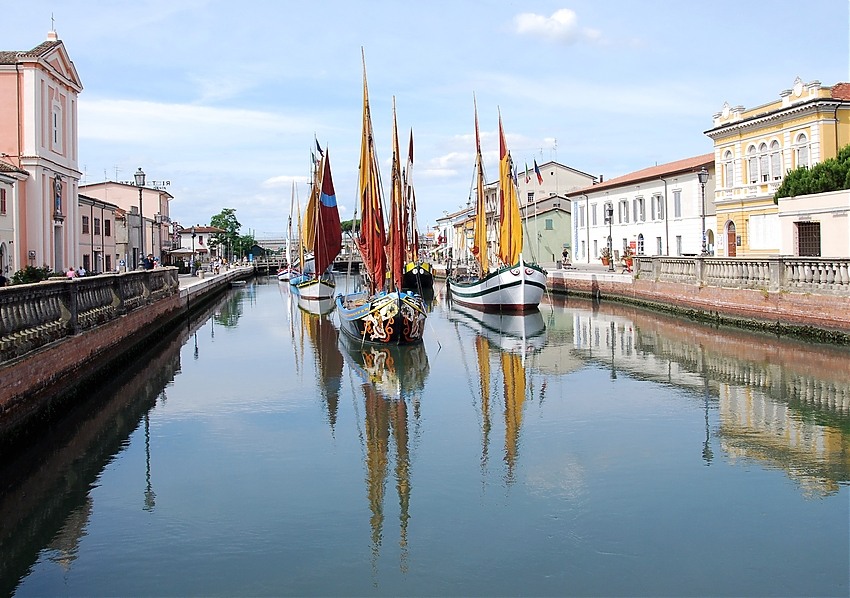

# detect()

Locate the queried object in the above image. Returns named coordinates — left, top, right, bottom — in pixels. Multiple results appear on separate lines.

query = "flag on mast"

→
left=534, top=159, right=543, bottom=184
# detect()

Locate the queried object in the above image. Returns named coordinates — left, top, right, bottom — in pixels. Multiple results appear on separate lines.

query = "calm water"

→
left=1, top=276, right=848, bottom=597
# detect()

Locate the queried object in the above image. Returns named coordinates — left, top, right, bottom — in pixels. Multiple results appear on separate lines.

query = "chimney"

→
left=47, top=30, right=58, bottom=42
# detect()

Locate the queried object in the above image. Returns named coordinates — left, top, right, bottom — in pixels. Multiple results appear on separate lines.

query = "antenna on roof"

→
left=51, top=13, right=55, bottom=31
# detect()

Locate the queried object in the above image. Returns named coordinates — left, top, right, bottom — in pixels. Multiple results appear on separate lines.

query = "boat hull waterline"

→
left=448, top=261, right=546, bottom=311
left=290, top=274, right=336, bottom=300
left=336, top=290, right=427, bottom=345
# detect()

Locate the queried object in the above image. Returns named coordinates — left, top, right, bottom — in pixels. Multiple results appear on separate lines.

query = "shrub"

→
left=11, top=265, right=53, bottom=285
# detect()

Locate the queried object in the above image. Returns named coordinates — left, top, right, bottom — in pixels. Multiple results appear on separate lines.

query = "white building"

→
left=569, top=154, right=716, bottom=264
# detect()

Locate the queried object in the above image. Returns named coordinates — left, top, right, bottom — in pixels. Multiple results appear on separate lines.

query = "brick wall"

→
left=550, top=274, right=850, bottom=339
left=0, top=294, right=185, bottom=424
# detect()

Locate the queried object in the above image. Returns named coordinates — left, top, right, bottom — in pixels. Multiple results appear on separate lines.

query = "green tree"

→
left=341, top=218, right=360, bottom=233
left=209, top=208, right=241, bottom=260
left=774, top=143, right=850, bottom=202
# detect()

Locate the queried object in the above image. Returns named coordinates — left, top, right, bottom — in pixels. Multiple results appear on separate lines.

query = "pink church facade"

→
left=0, top=30, right=82, bottom=273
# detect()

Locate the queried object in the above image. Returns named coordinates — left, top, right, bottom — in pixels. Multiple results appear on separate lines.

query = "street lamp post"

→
left=698, top=167, right=709, bottom=255
left=191, top=226, right=197, bottom=276
left=605, top=204, right=614, bottom=272
left=134, top=168, right=146, bottom=264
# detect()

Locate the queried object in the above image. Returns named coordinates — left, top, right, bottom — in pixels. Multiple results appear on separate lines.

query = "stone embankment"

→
left=0, top=266, right=252, bottom=444
left=547, top=256, right=850, bottom=341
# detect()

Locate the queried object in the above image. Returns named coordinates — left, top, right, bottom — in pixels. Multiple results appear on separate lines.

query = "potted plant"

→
left=622, top=246, right=635, bottom=271
left=600, top=246, right=611, bottom=266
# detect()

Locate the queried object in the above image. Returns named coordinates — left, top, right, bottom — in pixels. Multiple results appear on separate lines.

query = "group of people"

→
left=66, top=266, right=87, bottom=278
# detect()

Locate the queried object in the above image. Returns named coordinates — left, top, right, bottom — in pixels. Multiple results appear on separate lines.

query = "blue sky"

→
left=5, top=0, right=849, bottom=238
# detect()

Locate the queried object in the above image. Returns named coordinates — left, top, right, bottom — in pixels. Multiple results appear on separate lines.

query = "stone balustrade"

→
left=635, top=256, right=850, bottom=295
left=0, top=268, right=180, bottom=363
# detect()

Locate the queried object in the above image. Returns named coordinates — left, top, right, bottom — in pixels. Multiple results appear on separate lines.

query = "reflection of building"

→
left=719, top=386, right=848, bottom=497
left=567, top=301, right=850, bottom=494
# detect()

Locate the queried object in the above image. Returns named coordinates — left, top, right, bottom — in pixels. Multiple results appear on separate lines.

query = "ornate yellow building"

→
left=704, top=77, right=850, bottom=256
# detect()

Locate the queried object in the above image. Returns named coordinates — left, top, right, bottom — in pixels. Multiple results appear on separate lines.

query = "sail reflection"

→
left=296, top=296, right=343, bottom=428
left=449, top=304, right=547, bottom=484
left=340, top=334, right=429, bottom=573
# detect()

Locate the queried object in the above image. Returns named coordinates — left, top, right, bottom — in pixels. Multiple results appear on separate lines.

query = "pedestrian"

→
left=0, top=272, right=7, bottom=287
left=77, top=265, right=86, bottom=277
left=66, top=267, right=77, bottom=278
left=142, top=254, right=154, bottom=270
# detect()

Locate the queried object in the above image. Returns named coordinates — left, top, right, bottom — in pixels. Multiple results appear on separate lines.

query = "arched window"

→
left=770, top=140, right=782, bottom=181
left=637, top=233, right=644, bottom=255
left=795, top=133, right=809, bottom=168
left=758, top=142, right=769, bottom=182
left=747, top=146, right=758, bottom=184
left=723, top=150, right=734, bottom=188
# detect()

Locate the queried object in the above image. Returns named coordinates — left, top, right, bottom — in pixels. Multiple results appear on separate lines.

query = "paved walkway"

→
left=177, top=266, right=254, bottom=291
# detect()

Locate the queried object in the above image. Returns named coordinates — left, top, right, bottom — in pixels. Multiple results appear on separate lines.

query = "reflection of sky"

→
left=12, top=282, right=849, bottom=597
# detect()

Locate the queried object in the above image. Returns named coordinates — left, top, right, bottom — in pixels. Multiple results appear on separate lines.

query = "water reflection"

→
left=556, top=295, right=850, bottom=495
left=340, top=334, right=429, bottom=574
left=1, top=282, right=848, bottom=595
left=296, top=296, right=343, bottom=428
left=0, top=288, right=231, bottom=596
left=447, top=303, right=547, bottom=485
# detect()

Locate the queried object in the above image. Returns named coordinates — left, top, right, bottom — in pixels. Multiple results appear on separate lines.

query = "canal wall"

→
left=548, top=256, right=850, bottom=342
left=0, top=267, right=251, bottom=445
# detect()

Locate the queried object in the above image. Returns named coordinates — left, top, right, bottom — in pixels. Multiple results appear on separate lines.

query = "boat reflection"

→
left=448, top=305, right=546, bottom=485
left=294, top=294, right=343, bottom=428
left=340, top=334, right=429, bottom=573
left=296, top=295, right=335, bottom=317
left=447, top=301, right=546, bottom=357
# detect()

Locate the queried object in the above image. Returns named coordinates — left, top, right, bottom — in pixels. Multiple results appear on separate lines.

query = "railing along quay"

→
left=0, top=269, right=180, bottom=364
left=635, top=256, right=850, bottom=295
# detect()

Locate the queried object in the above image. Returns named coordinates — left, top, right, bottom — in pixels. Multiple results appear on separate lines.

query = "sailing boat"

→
left=400, top=130, right=434, bottom=292
left=336, top=55, right=427, bottom=345
left=278, top=182, right=300, bottom=282
left=446, top=102, right=547, bottom=311
left=290, top=147, right=342, bottom=300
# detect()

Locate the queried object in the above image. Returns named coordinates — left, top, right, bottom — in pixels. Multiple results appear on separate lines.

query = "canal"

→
left=1, top=276, right=848, bottom=597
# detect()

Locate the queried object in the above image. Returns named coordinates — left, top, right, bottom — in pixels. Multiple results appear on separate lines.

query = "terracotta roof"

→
left=568, top=153, right=714, bottom=196
left=0, top=161, right=28, bottom=176
left=831, top=82, right=850, bottom=100
left=0, top=41, right=61, bottom=64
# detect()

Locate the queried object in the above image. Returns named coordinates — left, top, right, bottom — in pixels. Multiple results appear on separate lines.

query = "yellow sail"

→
left=497, top=112, right=522, bottom=267
left=303, top=155, right=322, bottom=254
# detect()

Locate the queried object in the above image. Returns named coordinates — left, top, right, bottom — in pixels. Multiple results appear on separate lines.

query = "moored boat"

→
left=336, top=52, right=427, bottom=345
left=290, top=145, right=342, bottom=301
left=447, top=100, right=546, bottom=311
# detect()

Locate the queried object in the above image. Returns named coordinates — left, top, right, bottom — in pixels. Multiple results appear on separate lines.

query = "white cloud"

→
left=514, top=9, right=599, bottom=44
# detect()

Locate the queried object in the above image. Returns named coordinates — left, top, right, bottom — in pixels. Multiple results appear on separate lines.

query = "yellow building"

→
left=704, top=77, right=850, bottom=256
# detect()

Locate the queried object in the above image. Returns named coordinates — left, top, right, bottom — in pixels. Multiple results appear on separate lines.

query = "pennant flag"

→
left=534, top=159, right=544, bottom=184
left=525, top=162, right=530, bottom=184
left=315, top=137, right=324, bottom=157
